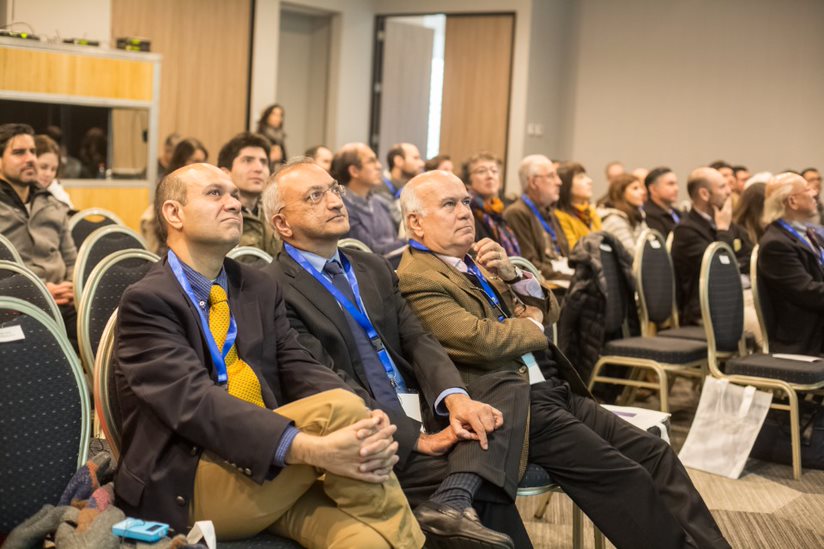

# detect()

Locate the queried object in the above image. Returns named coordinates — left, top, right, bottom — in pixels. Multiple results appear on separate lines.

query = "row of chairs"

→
left=589, top=229, right=824, bottom=479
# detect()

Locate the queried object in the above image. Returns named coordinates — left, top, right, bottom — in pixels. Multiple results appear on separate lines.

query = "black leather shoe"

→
left=413, top=501, right=515, bottom=549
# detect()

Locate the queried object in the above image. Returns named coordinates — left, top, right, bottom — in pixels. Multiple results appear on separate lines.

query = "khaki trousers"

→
left=190, top=388, right=424, bottom=549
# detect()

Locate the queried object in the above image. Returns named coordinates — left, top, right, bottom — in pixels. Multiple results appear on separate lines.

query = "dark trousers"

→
left=395, top=370, right=533, bottom=548
left=528, top=381, right=730, bottom=549
left=59, top=303, right=78, bottom=353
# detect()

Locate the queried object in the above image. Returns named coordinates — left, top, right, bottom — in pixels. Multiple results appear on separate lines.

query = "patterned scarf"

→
left=572, top=203, right=595, bottom=228
left=471, top=195, right=522, bottom=256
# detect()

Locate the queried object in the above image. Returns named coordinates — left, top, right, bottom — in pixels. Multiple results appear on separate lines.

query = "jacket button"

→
left=190, top=446, right=198, bottom=456
left=175, top=496, right=186, bottom=506
left=244, top=468, right=252, bottom=476
left=518, top=366, right=527, bottom=374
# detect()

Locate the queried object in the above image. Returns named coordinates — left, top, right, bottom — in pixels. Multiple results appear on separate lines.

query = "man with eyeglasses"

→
left=263, top=157, right=528, bottom=548
left=332, top=143, right=407, bottom=266
left=801, top=167, right=824, bottom=225
left=114, top=162, right=423, bottom=547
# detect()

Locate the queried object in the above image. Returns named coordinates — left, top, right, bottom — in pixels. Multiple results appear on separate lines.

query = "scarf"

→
left=471, top=196, right=521, bottom=256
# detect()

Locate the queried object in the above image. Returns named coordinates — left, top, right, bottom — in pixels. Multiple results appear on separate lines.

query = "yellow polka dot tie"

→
left=209, top=284, right=265, bottom=408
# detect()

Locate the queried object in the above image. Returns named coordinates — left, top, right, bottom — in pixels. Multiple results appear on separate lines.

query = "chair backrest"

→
left=77, top=249, right=158, bottom=376
left=69, top=208, right=124, bottom=248
left=0, top=233, right=23, bottom=265
left=0, top=297, right=90, bottom=534
left=509, top=255, right=545, bottom=282
left=339, top=238, right=372, bottom=253
left=600, top=241, right=629, bottom=335
left=226, top=246, right=273, bottom=267
left=634, top=229, right=678, bottom=334
left=93, top=309, right=121, bottom=459
left=699, top=242, right=745, bottom=369
left=74, top=225, right=146, bottom=303
left=749, top=245, right=772, bottom=353
left=0, top=260, right=65, bottom=331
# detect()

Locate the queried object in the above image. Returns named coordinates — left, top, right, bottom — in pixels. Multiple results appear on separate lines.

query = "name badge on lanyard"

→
left=167, top=250, right=234, bottom=384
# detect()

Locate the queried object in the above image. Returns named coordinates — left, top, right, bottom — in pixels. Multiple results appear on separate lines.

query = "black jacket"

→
left=644, top=200, right=681, bottom=238
left=671, top=208, right=753, bottom=325
left=114, top=257, right=351, bottom=532
left=757, top=222, right=824, bottom=355
left=559, top=232, right=637, bottom=383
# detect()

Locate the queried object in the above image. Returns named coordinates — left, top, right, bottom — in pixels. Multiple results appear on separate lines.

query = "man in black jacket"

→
left=114, top=163, right=423, bottom=547
left=263, top=157, right=525, bottom=549
left=672, top=167, right=753, bottom=325
left=643, top=167, right=682, bottom=238
left=758, top=172, right=824, bottom=355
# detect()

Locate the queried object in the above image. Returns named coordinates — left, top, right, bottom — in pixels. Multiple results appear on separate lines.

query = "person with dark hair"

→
left=758, top=172, right=824, bottom=355
left=597, top=173, right=648, bottom=257
left=733, top=182, right=767, bottom=244
left=332, top=143, right=406, bottom=265
left=733, top=165, right=750, bottom=195
left=463, top=152, right=521, bottom=257
left=643, top=167, right=681, bottom=237
left=34, top=134, right=73, bottom=209
left=554, top=162, right=601, bottom=251
left=158, top=132, right=182, bottom=180
left=217, top=132, right=279, bottom=256
left=45, top=125, right=82, bottom=179
left=671, top=167, right=753, bottom=325
left=78, top=127, right=108, bottom=178
left=382, top=143, right=424, bottom=201
left=801, top=167, right=823, bottom=224
left=115, top=162, right=424, bottom=547
left=305, top=145, right=333, bottom=173
left=141, top=138, right=209, bottom=254
left=0, top=123, right=78, bottom=346
left=503, top=154, right=572, bottom=284
left=424, top=154, right=453, bottom=173
left=256, top=103, right=287, bottom=158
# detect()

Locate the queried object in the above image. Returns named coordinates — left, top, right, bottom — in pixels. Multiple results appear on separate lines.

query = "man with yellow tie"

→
left=113, top=163, right=424, bottom=548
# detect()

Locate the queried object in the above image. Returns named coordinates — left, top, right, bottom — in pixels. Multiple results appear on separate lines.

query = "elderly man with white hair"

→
left=757, top=172, right=824, bottom=356
left=396, top=169, right=731, bottom=549
left=502, top=155, right=573, bottom=286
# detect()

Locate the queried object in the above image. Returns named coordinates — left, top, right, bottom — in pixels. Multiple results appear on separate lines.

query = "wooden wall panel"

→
left=0, top=48, right=153, bottom=100
left=111, top=0, right=251, bottom=163
left=65, top=187, right=150, bottom=232
left=440, top=15, right=514, bottom=172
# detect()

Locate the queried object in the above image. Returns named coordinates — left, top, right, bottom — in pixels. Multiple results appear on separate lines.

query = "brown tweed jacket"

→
left=397, top=246, right=589, bottom=395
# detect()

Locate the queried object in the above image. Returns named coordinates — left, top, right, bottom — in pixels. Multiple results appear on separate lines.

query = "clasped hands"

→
left=287, top=409, right=399, bottom=484
left=415, top=393, right=504, bottom=457
left=472, top=238, right=543, bottom=324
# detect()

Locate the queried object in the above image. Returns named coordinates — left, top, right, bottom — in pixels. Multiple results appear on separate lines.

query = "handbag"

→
left=678, top=376, right=773, bottom=479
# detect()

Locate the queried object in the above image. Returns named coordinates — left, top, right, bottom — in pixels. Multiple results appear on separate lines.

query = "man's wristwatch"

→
left=502, top=266, right=525, bottom=284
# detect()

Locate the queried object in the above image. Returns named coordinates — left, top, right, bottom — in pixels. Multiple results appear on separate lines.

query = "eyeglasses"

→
left=471, top=166, right=500, bottom=176
left=278, top=181, right=346, bottom=212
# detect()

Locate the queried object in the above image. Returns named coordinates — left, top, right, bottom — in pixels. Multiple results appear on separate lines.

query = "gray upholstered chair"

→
left=0, top=233, right=23, bottom=264
left=227, top=246, right=274, bottom=267
left=338, top=238, right=372, bottom=253
left=0, top=260, right=64, bottom=332
left=73, top=225, right=146, bottom=304
left=0, top=297, right=90, bottom=534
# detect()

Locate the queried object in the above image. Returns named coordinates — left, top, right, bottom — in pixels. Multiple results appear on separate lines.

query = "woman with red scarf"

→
left=462, top=152, right=522, bottom=256
left=555, top=162, right=603, bottom=251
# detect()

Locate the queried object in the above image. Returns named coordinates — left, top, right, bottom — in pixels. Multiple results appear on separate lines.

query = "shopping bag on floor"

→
left=678, top=376, right=772, bottom=479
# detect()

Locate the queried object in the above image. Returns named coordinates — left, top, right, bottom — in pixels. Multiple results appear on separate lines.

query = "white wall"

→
left=564, top=0, right=824, bottom=194
left=3, top=0, right=110, bottom=43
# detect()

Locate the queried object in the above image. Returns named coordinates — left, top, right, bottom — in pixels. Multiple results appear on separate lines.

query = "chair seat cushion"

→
left=726, top=354, right=824, bottom=385
left=657, top=325, right=706, bottom=341
left=219, top=533, right=303, bottom=548
left=603, top=336, right=707, bottom=364
left=519, top=463, right=555, bottom=489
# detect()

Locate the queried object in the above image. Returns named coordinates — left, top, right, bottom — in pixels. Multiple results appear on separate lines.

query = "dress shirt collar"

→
left=434, top=253, right=469, bottom=273
left=178, top=258, right=228, bottom=309
left=292, top=247, right=343, bottom=274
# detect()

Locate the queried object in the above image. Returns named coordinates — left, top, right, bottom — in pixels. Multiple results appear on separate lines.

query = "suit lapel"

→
left=410, top=248, right=502, bottom=314
left=281, top=252, right=372, bottom=389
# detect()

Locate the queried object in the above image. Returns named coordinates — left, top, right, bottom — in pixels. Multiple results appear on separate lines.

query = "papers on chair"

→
left=398, top=392, right=423, bottom=422
left=0, top=325, right=24, bottom=343
left=187, top=520, right=216, bottom=549
left=772, top=353, right=822, bottom=363
left=602, top=404, right=671, bottom=443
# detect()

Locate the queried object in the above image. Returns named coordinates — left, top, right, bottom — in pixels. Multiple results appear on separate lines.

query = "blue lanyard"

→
left=383, top=177, right=400, bottom=199
left=521, top=196, right=560, bottom=253
left=284, top=243, right=406, bottom=390
left=167, top=250, right=234, bottom=384
left=408, top=239, right=507, bottom=322
left=777, top=220, right=824, bottom=265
